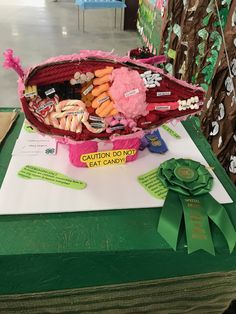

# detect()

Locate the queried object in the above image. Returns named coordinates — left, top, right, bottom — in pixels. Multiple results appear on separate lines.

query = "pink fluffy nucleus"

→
left=109, top=67, right=148, bottom=119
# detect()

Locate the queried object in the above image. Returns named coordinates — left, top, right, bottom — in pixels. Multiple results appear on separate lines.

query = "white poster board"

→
left=0, top=122, right=232, bottom=215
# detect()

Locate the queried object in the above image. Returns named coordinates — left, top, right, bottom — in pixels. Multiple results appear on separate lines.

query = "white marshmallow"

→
left=74, top=72, right=81, bottom=80
left=187, top=99, right=191, bottom=106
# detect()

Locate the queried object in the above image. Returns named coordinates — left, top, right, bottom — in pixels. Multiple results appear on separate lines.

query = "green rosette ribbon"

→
left=157, top=158, right=236, bottom=255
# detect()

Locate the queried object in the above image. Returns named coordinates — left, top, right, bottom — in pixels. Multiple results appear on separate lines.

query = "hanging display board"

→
left=201, top=3, right=236, bottom=184
left=159, top=0, right=233, bottom=88
left=159, top=0, right=236, bottom=184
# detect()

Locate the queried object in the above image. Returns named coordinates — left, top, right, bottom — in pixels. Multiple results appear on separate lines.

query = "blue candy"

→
left=144, top=129, right=168, bottom=154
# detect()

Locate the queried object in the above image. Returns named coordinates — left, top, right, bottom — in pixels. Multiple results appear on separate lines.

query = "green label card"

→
left=167, top=49, right=177, bottom=60
left=161, top=124, right=181, bottom=139
left=18, top=165, right=87, bottom=190
left=138, top=168, right=167, bottom=200
left=23, top=122, right=36, bottom=133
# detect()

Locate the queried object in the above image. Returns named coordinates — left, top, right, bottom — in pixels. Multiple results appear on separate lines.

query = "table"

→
left=75, top=0, right=126, bottom=32
left=0, top=108, right=235, bottom=314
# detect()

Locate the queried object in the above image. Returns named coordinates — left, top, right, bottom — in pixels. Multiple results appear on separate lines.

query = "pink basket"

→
left=3, top=49, right=205, bottom=167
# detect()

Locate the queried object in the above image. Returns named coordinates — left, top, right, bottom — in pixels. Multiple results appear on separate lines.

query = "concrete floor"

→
left=0, top=0, right=140, bottom=107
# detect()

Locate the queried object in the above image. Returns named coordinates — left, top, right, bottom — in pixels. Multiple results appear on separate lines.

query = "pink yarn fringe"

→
left=3, top=49, right=25, bottom=78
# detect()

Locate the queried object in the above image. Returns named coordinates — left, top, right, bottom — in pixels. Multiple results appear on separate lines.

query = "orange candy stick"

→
left=92, top=83, right=109, bottom=97
left=94, top=66, right=114, bottom=78
left=92, top=92, right=109, bottom=108
left=96, top=101, right=115, bottom=118
left=93, top=74, right=111, bottom=86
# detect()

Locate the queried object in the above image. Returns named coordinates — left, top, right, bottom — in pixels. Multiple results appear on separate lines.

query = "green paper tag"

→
left=202, top=14, right=211, bottom=26
left=161, top=124, right=181, bottom=139
left=24, top=122, right=36, bottom=133
left=18, top=165, right=87, bottom=190
left=173, top=23, right=181, bottom=38
left=165, top=63, right=173, bottom=74
left=198, top=28, right=209, bottom=40
left=138, top=168, right=168, bottom=200
left=167, top=49, right=176, bottom=60
left=200, top=83, right=209, bottom=91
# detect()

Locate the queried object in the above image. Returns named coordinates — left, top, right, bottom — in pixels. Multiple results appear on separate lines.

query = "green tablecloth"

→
left=0, top=108, right=236, bottom=313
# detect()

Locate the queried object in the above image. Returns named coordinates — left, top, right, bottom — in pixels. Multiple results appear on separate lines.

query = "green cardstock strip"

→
left=23, top=123, right=36, bottom=133
left=138, top=168, right=168, bottom=200
left=161, top=124, right=181, bottom=139
left=18, top=165, right=87, bottom=190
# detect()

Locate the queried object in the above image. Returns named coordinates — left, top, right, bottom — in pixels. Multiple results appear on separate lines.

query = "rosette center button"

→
left=174, top=166, right=198, bottom=182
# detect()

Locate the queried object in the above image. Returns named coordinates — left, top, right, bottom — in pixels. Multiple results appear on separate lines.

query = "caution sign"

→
left=80, top=149, right=137, bottom=168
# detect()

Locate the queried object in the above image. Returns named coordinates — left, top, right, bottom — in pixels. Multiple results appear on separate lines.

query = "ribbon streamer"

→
left=157, top=158, right=236, bottom=255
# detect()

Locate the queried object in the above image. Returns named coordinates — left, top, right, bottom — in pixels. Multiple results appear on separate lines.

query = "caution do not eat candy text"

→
left=80, top=149, right=137, bottom=168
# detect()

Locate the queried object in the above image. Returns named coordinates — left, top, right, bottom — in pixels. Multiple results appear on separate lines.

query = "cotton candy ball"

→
left=109, top=67, right=147, bottom=119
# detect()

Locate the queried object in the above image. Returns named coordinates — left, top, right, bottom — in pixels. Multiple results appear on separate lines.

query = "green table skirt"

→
left=0, top=108, right=236, bottom=313
left=0, top=271, right=235, bottom=314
